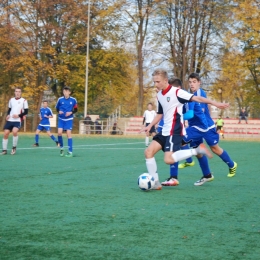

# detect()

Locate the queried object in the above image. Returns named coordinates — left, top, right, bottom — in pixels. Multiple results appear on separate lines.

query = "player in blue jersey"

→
left=188, top=73, right=237, bottom=178
left=55, top=86, right=78, bottom=157
left=33, top=101, right=59, bottom=147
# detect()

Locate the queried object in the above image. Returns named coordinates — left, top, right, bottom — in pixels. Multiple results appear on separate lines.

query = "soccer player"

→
left=189, top=72, right=237, bottom=177
left=33, top=100, right=59, bottom=147
left=143, top=69, right=228, bottom=190
left=1, top=87, right=28, bottom=155
left=143, top=103, right=157, bottom=146
left=55, top=86, right=78, bottom=157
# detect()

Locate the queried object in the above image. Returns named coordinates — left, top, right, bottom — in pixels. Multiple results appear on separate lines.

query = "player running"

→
left=142, top=69, right=228, bottom=190
left=33, top=100, right=59, bottom=147
left=56, top=86, right=78, bottom=157
left=1, top=87, right=28, bottom=155
left=189, top=73, right=237, bottom=177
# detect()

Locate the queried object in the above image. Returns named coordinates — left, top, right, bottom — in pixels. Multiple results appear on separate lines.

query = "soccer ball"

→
left=138, top=173, right=155, bottom=191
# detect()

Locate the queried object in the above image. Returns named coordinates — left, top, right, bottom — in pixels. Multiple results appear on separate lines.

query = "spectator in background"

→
left=238, top=108, right=248, bottom=124
left=95, top=117, right=101, bottom=134
left=84, top=115, right=92, bottom=134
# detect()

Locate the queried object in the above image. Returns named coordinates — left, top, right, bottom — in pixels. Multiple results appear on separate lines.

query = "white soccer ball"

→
left=138, top=173, right=155, bottom=191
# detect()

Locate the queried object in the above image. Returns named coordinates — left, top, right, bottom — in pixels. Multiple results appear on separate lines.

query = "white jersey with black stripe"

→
left=8, top=97, right=29, bottom=122
left=157, top=85, right=193, bottom=136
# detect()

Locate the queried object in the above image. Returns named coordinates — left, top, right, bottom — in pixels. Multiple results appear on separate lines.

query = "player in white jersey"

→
left=1, top=87, right=29, bottom=155
left=143, top=103, right=157, bottom=146
left=142, top=69, right=229, bottom=190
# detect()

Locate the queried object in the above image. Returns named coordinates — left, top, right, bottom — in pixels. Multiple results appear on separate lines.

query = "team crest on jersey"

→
left=167, top=97, right=170, bottom=102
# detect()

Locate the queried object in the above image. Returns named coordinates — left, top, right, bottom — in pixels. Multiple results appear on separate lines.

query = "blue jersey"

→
left=157, top=118, right=164, bottom=133
left=55, top=96, right=77, bottom=121
left=183, top=101, right=208, bottom=131
left=194, top=89, right=215, bottom=127
left=39, top=107, right=53, bottom=126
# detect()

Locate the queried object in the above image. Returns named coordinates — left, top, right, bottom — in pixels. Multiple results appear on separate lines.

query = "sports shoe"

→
left=178, top=161, right=195, bottom=169
left=194, top=174, right=214, bottom=186
left=196, top=143, right=213, bottom=158
left=60, top=149, right=64, bottom=157
left=227, top=162, right=237, bottom=177
left=151, top=180, right=162, bottom=190
left=33, top=143, right=39, bottom=147
left=11, top=147, right=16, bottom=155
left=65, top=152, right=73, bottom=158
left=56, top=141, right=60, bottom=147
left=0, top=150, right=7, bottom=155
left=161, top=177, right=179, bottom=186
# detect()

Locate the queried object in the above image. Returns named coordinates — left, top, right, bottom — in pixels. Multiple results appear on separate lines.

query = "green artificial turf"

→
left=0, top=135, right=259, bottom=259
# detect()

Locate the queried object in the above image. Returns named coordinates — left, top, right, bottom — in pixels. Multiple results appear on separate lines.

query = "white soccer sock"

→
left=172, top=148, right=198, bottom=163
left=13, top=136, right=18, bottom=147
left=145, top=136, right=149, bottom=146
left=2, top=139, right=8, bottom=150
left=146, top=157, right=159, bottom=181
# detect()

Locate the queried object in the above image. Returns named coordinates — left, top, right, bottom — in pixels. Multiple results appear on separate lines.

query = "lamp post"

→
left=84, top=0, right=91, bottom=118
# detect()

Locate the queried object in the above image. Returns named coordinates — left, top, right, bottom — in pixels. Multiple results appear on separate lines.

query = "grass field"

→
left=0, top=134, right=260, bottom=260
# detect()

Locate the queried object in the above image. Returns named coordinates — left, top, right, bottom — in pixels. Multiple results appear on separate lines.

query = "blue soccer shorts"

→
left=203, top=127, right=219, bottom=147
left=37, top=125, right=51, bottom=131
left=182, top=127, right=204, bottom=148
left=58, top=119, right=73, bottom=130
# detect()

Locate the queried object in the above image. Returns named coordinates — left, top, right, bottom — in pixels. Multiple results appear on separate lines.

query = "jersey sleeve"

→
left=157, top=101, right=163, bottom=114
left=176, top=89, right=193, bottom=104
left=23, top=99, right=29, bottom=109
left=48, top=108, right=53, bottom=116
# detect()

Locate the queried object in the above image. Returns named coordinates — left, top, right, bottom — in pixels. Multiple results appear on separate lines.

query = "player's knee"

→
left=144, top=147, right=154, bottom=158
left=210, top=145, right=222, bottom=155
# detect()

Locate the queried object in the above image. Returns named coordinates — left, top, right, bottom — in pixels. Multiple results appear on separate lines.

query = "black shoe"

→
left=0, top=150, right=7, bottom=155
left=33, top=143, right=39, bottom=147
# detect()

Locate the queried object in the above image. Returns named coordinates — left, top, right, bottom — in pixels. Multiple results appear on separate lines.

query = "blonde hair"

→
left=152, top=68, right=168, bottom=79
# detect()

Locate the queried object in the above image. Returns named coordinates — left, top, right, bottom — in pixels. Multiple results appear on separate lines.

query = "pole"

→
left=84, top=0, right=91, bottom=117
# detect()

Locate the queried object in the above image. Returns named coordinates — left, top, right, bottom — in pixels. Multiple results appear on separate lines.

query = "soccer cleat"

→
left=65, top=152, right=73, bottom=158
left=227, top=162, right=237, bottom=177
left=178, top=161, right=195, bottom=169
left=196, top=143, right=213, bottom=158
left=56, top=141, right=60, bottom=147
left=10, top=147, right=16, bottom=155
left=0, top=150, right=7, bottom=155
left=33, top=143, right=39, bottom=147
left=194, top=174, right=214, bottom=186
left=161, top=177, right=179, bottom=186
left=151, top=180, right=162, bottom=190
left=60, top=149, right=64, bottom=157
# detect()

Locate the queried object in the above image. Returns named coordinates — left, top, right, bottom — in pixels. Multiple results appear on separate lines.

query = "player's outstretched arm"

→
left=191, top=96, right=229, bottom=110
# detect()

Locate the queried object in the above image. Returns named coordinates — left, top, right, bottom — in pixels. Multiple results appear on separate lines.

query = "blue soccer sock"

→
left=50, top=135, right=57, bottom=142
left=182, top=144, right=193, bottom=163
left=219, top=150, right=234, bottom=168
left=35, top=134, right=39, bottom=144
left=197, top=155, right=211, bottom=177
left=58, top=136, right=63, bottom=148
left=170, top=162, right=179, bottom=179
left=68, top=138, right=73, bottom=153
